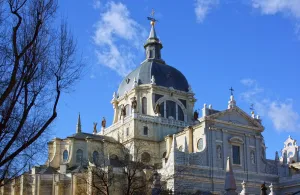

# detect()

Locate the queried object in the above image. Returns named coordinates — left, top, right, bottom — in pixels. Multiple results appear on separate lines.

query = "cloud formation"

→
left=251, top=0, right=300, bottom=19
left=93, top=2, right=147, bottom=77
left=194, top=0, right=219, bottom=23
left=93, top=0, right=101, bottom=9
left=240, top=79, right=300, bottom=132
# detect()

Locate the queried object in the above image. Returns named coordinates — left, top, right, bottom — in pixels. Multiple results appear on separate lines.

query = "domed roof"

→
left=117, top=20, right=189, bottom=97
left=117, top=60, right=189, bottom=97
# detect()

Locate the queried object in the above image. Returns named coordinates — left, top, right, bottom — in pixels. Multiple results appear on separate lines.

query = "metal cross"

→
left=229, top=87, right=234, bottom=96
left=151, top=9, right=155, bottom=17
left=147, top=8, right=157, bottom=23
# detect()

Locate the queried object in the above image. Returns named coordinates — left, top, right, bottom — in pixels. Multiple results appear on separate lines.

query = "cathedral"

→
left=2, top=18, right=300, bottom=195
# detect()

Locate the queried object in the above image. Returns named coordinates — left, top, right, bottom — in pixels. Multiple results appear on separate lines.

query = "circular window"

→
left=141, top=152, right=151, bottom=163
left=288, top=143, right=293, bottom=147
left=197, top=138, right=204, bottom=151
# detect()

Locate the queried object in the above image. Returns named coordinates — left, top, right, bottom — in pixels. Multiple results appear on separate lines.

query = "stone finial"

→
left=256, top=115, right=260, bottom=120
left=228, top=95, right=237, bottom=109
left=76, top=113, right=82, bottom=133
left=202, top=103, right=207, bottom=117
left=240, top=181, right=247, bottom=195
left=151, top=171, right=161, bottom=195
left=260, top=182, right=268, bottom=195
left=251, top=111, right=255, bottom=119
left=269, top=183, right=275, bottom=195
left=93, top=122, right=97, bottom=134
left=209, top=104, right=212, bottom=109
left=224, top=157, right=238, bottom=195
left=151, top=75, right=156, bottom=85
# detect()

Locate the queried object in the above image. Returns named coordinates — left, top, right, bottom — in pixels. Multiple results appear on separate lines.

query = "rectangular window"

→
left=232, top=145, right=240, bottom=165
left=143, top=126, right=148, bottom=136
left=126, top=128, right=129, bottom=136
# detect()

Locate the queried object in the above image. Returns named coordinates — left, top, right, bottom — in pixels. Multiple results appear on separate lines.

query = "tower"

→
left=103, top=15, right=196, bottom=165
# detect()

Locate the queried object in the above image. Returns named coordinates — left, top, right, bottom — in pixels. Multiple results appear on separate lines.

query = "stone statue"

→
left=93, top=122, right=97, bottom=133
left=251, top=151, right=255, bottom=164
left=154, top=103, right=160, bottom=114
left=101, top=117, right=106, bottom=128
left=193, top=110, right=199, bottom=120
left=131, top=97, right=137, bottom=110
left=260, top=182, right=267, bottom=195
left=120, top=105, right=126, bottom=117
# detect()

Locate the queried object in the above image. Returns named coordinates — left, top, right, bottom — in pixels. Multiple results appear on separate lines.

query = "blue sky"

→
left=54, top=0, right=300, bottom=159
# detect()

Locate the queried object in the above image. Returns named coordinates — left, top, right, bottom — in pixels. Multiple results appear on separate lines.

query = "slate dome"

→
left=117, top=20, right=189, bottom=97
left=117, top=60, right=189, bottom=97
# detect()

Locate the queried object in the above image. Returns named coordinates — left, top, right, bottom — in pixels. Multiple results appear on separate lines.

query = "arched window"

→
left=142, top=97, right=147, bottom=114
left=178, top=106, right=184, bottom=121
left=162, top=152, right=167, bottom=158
left=166, top=100, right=176, bottom=119
left=93, top=151, right=99, bottom=165
left=63, top=150, right=68, bottom=162
left=197, top=138, right=203, bottom=151
left=288, top=152, right=294, bottom=158
left=288, top=143, right=292, bottom=147
left=76, top=149, right=83, bottom=163
left=141, top=152, right=151, bottom=163
left=160, top=102, right=165, bottom=117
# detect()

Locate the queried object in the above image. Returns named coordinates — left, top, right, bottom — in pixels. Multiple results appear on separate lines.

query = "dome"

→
left=117, top=60, right=189, bottom=97
left=117, top=20, right=189, bottom=97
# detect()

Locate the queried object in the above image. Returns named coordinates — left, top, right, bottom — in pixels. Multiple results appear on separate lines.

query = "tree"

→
left=0, top=0, right=82, bottom=185
left=76, top=141, right=153, bottom=195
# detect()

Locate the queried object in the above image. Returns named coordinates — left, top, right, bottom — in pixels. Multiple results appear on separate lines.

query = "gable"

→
left=207, top=107, right=263, bottom=130
left=217, top=111, right=252, bottom=126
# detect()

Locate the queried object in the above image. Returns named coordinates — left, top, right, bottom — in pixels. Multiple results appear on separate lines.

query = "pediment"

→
left=206, top=106, right=264, bottom=130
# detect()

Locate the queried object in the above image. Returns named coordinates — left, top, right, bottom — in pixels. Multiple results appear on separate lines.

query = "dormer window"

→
left=63, top=150, right=68, bottom=162
left=76, top=149, right=83, bottom=163
left=149, top=50, right=153, bottom=58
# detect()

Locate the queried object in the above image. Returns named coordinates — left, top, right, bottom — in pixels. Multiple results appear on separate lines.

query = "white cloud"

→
left=268, top=100, right=300, bottom=131
left=93, top=2, right=147, bottom=77
left=194, top=0, right=219, bottom=23
left=240, top=79, right=300, bottom=132
left=252, top=0, right=300, bottom=19
left=93, top=0, right=101, bottom=9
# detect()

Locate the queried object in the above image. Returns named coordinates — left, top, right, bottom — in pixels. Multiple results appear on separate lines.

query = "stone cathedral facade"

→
left=2, top=20, right=300, bottom=195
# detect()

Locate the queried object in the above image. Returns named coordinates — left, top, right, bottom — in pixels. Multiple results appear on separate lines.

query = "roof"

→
left=117, top=59, right=189, bottom=97
left=67, top=132, right=117, bottom=143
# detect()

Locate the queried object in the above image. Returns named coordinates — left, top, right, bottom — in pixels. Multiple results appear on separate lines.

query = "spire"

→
left=144, top=10, right=164, bottom=63
left=76, top=113, right=82, bottom=133
left=149, top=24, right=157, bottom=39
left=224, top=157, right=238, bottom=195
